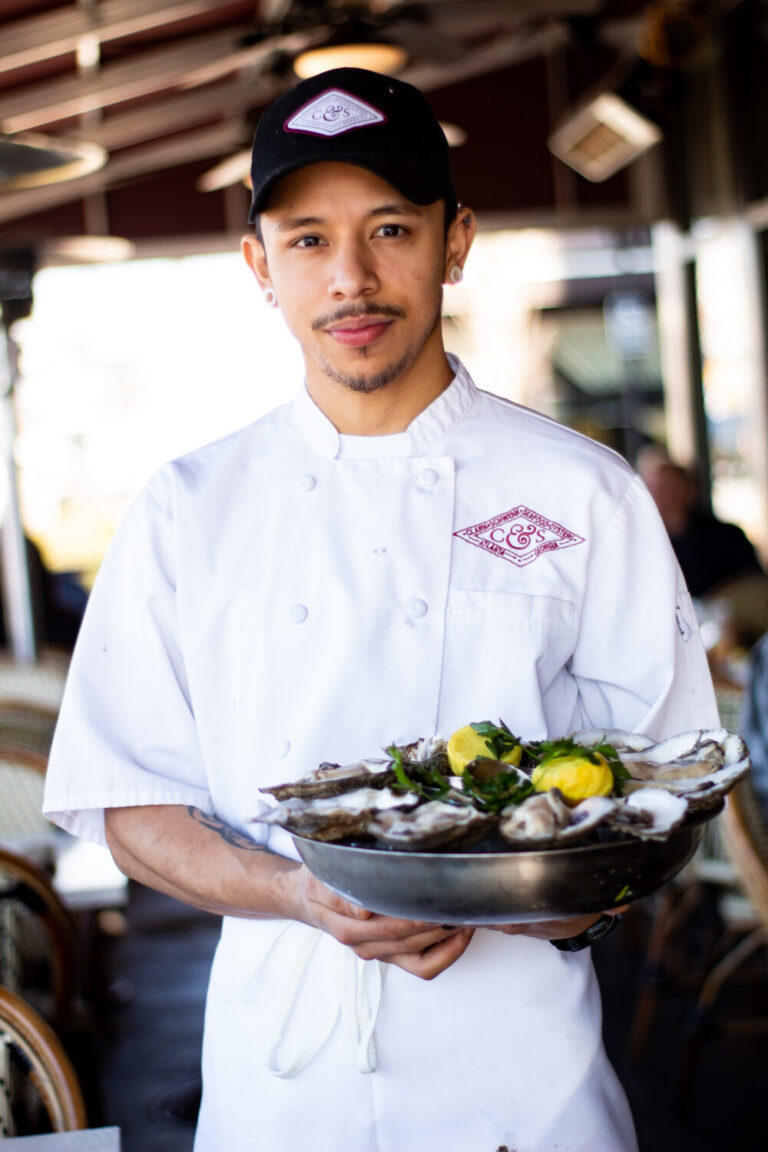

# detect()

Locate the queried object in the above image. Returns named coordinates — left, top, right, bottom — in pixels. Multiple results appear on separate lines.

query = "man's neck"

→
left=305, top=347, right=455, bottom=436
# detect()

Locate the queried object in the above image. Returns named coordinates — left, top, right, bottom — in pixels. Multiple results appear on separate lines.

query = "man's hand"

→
left=480, top=906, right=627, bottom=941
left=289, top=867, right=474, bottom=980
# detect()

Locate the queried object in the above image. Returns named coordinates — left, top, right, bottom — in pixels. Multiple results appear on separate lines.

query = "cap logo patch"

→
left=284, top=88, right=386, bottom=137
left=454, top=506, right=585, bottom=568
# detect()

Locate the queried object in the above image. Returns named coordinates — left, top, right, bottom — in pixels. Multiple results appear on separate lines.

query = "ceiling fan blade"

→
left=181, top=28, right=325, bottom=89
left=197, top=148, right=251, bottom=193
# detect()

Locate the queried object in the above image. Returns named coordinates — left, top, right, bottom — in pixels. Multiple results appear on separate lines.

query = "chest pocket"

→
left=448, top=589, right=575, bottom=628
left=442, top=590, right=578, bottom=728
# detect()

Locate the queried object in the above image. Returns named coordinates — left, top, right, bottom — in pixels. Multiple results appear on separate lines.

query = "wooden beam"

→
left=90, top=81, right=259, bottom=150
left=403, top=23, right=570, bottom=94
left=0, top=27, right=249, bottom=132
left=0, top=0, right=238, bottom=75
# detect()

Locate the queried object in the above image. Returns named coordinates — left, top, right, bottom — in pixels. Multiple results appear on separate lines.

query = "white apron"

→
left=44, top=357, right=718, bottom=1151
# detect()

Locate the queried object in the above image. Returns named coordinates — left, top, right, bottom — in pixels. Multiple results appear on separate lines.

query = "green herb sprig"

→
left=469, top=720, right=522, bottom=762
left=386, top=745, right=450, bottom=801
left=460, top=762, right=534, bottom=814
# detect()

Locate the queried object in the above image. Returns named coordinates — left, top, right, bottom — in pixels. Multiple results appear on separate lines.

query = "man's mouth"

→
left=323, top=315, right=395, bottom=349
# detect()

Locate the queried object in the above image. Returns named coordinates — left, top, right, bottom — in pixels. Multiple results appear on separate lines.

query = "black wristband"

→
left=549, top=913, right=622, bottom=953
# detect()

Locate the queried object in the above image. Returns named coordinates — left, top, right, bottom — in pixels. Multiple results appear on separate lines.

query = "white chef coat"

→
left=44, top=355, right=718, bottom=1152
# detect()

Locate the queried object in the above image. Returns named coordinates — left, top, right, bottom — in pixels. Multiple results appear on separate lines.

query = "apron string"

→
left=259, top=922, right=385, bottom=1078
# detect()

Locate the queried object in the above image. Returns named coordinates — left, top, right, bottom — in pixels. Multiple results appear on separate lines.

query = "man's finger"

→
left=352, top=926, right=459, bottom=961
left=304, top=873, right=372, bottom=918
left=387, top=929, right=474, bottom=980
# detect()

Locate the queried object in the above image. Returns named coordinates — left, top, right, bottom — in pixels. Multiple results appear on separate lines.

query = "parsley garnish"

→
left=461, top=761, right=534, bottom=814
left=386, top=745, right=450, bottom=801
left=469, top=719, right=522, bottom=762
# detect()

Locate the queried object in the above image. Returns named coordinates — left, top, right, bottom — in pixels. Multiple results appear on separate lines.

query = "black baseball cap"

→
left=248, top=67, right=457, bottom=223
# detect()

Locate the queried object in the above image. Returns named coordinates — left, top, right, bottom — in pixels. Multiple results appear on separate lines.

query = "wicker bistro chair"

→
left=0, top=707, right=57, bottom=762
left=0, top=986, right=86, bottom=1138
left=628, top=681, right=749, bottom=1060
left=0, top=848, right=77, bottom=1033
left=0, top=657, right=67, bottom=714
left=0, top=749, right=52, bottom=848
left=698, top=779, right=768, bottom=1015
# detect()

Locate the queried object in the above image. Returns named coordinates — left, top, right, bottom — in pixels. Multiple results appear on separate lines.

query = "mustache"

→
left=312, top=302, right=405, bottom=331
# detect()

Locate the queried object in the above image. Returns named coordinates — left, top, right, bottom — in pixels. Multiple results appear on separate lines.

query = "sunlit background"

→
left=10, top=222, right=766, bottom=586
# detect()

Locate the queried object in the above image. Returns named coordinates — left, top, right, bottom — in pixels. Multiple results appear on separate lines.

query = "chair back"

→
left=0, top=847, right=76, bottom=1030
left=721, top=778, right=768, bottom=927
left=0, top=985, right=86, bottom=1137
left=0, top=704, right=57, bottom=760
left=0, top=749, right=51, bottom=845
left=0, top=658, right=66, bottom=712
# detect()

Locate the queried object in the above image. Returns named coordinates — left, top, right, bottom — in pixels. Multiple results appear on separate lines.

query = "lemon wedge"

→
left=531, top=750, right=613, bottom=804
left=447, top=724, right=522, bottom=775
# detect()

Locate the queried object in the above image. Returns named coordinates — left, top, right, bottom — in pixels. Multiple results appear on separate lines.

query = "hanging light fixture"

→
left=294, top=41, right=406, bottom=77
left=0, top=132, right=106, bottom=192
left=293, top=19, right=407, bottom=79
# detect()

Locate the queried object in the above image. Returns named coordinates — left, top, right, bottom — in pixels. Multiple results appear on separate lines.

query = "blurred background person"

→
left=638, top=448, right=764, bottom=600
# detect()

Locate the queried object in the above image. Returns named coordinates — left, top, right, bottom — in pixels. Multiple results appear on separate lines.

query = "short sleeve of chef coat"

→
left=43, top=477, right=211, bottom=846
left=569, top=473, right=720, bottom=738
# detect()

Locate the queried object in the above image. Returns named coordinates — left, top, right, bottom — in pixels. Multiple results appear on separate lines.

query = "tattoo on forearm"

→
left=188, top=807, right=264, bottom=851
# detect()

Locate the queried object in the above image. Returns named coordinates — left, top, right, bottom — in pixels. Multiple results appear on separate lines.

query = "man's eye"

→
left=375, top=223, right=408, bottom=238
left=293, top=235, right=323, bottom=249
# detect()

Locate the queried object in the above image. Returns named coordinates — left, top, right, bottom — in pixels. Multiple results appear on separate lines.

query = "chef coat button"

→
left=299, top=474, right=316, bottom=492
left=289, top=604, right=308, bottom=623
left=407, top=598, right=428, bottom=618
left=276, top=740, right=291, bottom=759
left=417, top=468, right=439, bottom=488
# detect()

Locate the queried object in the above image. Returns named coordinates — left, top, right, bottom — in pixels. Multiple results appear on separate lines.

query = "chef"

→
left=44, top=68, right=719, bottom=1152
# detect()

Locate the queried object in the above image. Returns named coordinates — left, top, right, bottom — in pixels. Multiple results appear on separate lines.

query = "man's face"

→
left=243, top=162, right=458, bottom=394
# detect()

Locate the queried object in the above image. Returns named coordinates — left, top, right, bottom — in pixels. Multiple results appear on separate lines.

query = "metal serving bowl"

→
left=293, top=803, right=720, bottom=924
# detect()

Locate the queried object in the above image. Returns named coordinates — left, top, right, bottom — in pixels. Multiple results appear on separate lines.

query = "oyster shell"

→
left=397, top=735, right=450, bottom=776
left=368, top=799, right=493, bottom=851
left=498, top=789, right=572, bottom=845
left=499, top=791, right=617, bottom=846
left=251, top=787, right=417, bottom=842
left=608, top=787, right=688, bottom=840
left=262, top=758, right=393, bottom=801
left=560, top=796, right=618, bottom=839
left=571, top=729, right=654, bottom=754
left=619, top=729, right=749, bottom=810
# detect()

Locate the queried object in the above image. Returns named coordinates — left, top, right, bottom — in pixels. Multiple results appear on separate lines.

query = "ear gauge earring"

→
left=449, top=266, right=463, bottom=284
left=264, top=288, right=277, bottom=307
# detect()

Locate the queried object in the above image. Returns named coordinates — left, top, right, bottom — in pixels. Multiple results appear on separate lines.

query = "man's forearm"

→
left=105, top=804, right=300, bottom=919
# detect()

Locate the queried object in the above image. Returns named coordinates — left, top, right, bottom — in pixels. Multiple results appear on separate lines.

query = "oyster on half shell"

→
left=262, top=758, right=393, bottom=801
left=607, top=787, right=688, bottom=840
left=499, top=791, right=617, bottom=846
left=619, top=729, right=749, bottom=810
left=368, top=799, right=493, bottom=851
left=250, top=787, right=418, bottom=842
left=396, top=736, right=450, bottom=776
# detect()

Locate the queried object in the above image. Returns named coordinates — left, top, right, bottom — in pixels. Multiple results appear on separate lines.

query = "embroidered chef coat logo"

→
left=453, top=506, right=585, bottom=567
left=284, top=89, right=386, bottom=137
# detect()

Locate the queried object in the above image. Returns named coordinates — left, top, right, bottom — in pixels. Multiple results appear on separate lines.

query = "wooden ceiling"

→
left=0, top=0, right=715, bottom=252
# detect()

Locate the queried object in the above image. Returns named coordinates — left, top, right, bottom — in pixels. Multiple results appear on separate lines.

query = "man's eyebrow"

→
left=273, top=203, right=422, bottom=231
left=274, top=215, right=324, bottom=232
left=368, top=202, right=422, bottom=218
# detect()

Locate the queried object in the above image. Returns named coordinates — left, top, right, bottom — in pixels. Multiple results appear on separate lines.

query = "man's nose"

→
left=327, top=240, right=378, bottom=298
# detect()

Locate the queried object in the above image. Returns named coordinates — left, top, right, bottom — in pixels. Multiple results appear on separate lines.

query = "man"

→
left=44, top=68, right=719, bottom=1151
left=637, top=450, right=764, bottom=599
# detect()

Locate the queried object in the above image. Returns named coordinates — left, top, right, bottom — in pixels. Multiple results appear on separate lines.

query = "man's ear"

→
left=241, top=234, right=272, bottom=292
left=443, top=206, right=476, bottom=284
